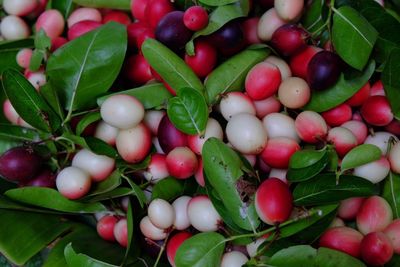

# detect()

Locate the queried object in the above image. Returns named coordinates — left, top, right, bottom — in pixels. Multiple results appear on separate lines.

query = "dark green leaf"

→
left=142, top=39, right=204, bottom=95
left=199, top=0, right=238, bottom=6
left=175, top=232, right=225, bottom=267
left=85, top=137, right=118, bottom=158
left=40, top=83, right=65, bottom=120
left=304, top=60, right=375, bottom=112
left=87, top=187, right=133, bottom=202
left=383, top=172, right=400, bottom=219
left=315, top=247, right=366, bottom=267
left=5, top=187, right=107, bottom=213
left=123, top=200, right=135, bottom=264
left=302, top=0, right=326, bottom=32
left=341, top=144, right=381, bottom=172
left=268, top=245, right=317, bottom=267
left=293, top=173, right=378, bottom=206
left=2, top=69, right=61, bottom=132
left=47, top=22, right=127, bottom=111
left=205, top=46, right=270, bottom=104
left=71, top=0, right=130, bottom=9
left=51, top=0, right=75, bottom=18
left=289, top=149, right=327, bottom=169
left=0, top=210, right=71, bottom=266
left=167, top=87, right=208, bottom=135
left=0, top=123, right=39, bottom=142
left=386, top=254, right=400, bottom=267
left=76, top=112, right=101, bottom=136
left=332, top=6, right=378, bottom=70
left=202, top=138, right=260, bottom=231
left=185, top=0, right=249, bottom=55
left=382, top=48, right=400, bottom=119
left=34, top=29, right=51, bottom=50
left=0, top=39, right=34, bottom=73
left=287, top=153, right=328, bottom=183
left=151, top=177, right=197, bottom=202
left=97, top=83, right=172, bottom=109
left=64, top=244, right=118, bottom=267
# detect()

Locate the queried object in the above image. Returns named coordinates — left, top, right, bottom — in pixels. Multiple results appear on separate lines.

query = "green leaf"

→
left=71, top=0, right=130, bottom=10
left=29, top=49, right=45, bottom=71
left=2, top=69, right=61, bottom=132
left=289, top=149, right=327, bottom=169
left=0, top=123, right=39, bottom=142
left=47, top=22, right=127, bottom=111
left=315, top=247, right=366, bottom=267
left=0, top=39, right=34, bottom=73
left=5, top=187, right=107, bottom=213
left=199, top=0, right=238, bottom=6
left=383, top=172, right=400, bottom=219
left=85, top=137, right=118, bottom=158
left=44, top=224, right=129, bottom=267
left=302, top=0, right=326, bottom=32
left=205, top=46, right=270, bottom=104
left=34, top=29, right=51, bottom=50
left=293, top=173, right=379, bottom=206
left=185, top=0, right=249, bottom=55
left=51, top=0, right=75, bottom=18
left=382, top=48, right=400, bottom=120
left=0, top=210, right=71, bottom=266
left=167, top=87, right=208, bottom=135
left=268, top=245, right=317, bottom=267
left=97, top=83, right=172, bottom=109
left=83, top=170, right=122, bottom=199
left=287, top=152, right=328, bottom=183
left=304, top=60, right=375, bottom=112
left=332, top=6, right=378, bottom=70
left=341, top=144, right=381, bottom=172
left=202, top=138, right=260, bottom=231
left=64, top=244, right=118, bottom=267
left=142, top=39, right=204, bottom=95
left=40, top=83, right=65, bottom=120
left=151, top=177, right=197, bottom=202
left=175, top=232, right=225, bottom=267
left=76, top=112, right=101, bottom=136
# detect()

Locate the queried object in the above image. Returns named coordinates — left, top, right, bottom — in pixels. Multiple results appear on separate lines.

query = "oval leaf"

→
left=341, top=144, right=381, bottom=172
left=5, top=187, right=107, bottom=213
left=64, top=243, right=118, bottom=267
left=76, top=112, right=101, bottom=136
left=175, top=232, right=225, bottom=267
left=71, top=0, right=130, bottom=9
left=205, top=46, right=270, bottom=104
left=0, top=124, right=39, bottom=142
left=383, top=172, right=400, bottom=219
left=268, top=245, right=317, bottom=267
left=332, top=6, right=378, bottom=70
left=167, top=87, right=208, bottom=135
left=316, top=247, right=366, bottom=267
left=47, top=22, right=127, bottom=111
left=302, top=0, right=326, bottom=32
left=141, top=39, right=204, bottom=95
left=151, top=177, right=197, bottom=201
left=2, top=69, right=61, bottom=132
left=293, top=173, right=379, bottom=206
left=287, top=153, right=328, bottom=183
left=202, top=138, right=260, bottom=231
left=304, top=60, right=375, bottom=112
left=289, top=149, right=327, bottom=169
left=185, top=0, right=249, bottom=55
left=97, top=83, right=172, bottom=109
left=382, top=49, right=400, bottom=120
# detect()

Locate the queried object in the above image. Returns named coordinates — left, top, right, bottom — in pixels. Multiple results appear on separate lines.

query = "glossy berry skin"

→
left=307, top=51, right=342, bottom=91
left=116, top=123, right=152, bottom=163
left=360, top=232, right=393, bottom=266
left=3, top=0, right=38, bottom=16
left=130, top=0, right=148, bottom=22
left=166, top=232, right=192, bottom=267
left=23, top=169, right=56, bottom=188
left=97, top=215, right=118, bottom=242
left=156, top=11, right=193, bottom=51
left=56, top=166, right=91, bottom=200
left=242, top=17, right=262, bottom=45
left=183, top=6, right=208, bottom=31
left=327, top=127, right=357, bottom=158
left=145, top=0, right=175, bottom=29
left=67, top=20, right=102, bottom=40
left=67, top=8, right=102, bottom=28
left=255, top=178, right=293, bottom=225
left=184, top=41, right=217, bottom=78
left=124, top=54, right=153, bottom=85
left=35, top=9, right=65, bottom=39
left=245, top=62, right=282, bottom=100
left=114, top=218, right=128, bottom=247
left=346, top=82, right=371, bottom=107
left=338, top=197, right=365, bottom=221
left=187, top=195, right=222, bottom=232
left=295, top=111, right=328, bottom=143
left=148, top=198, right=175, bottom=229
left=319, top=226, right=363, bottom=258
left=102, top=11, right=131, bottom=25
left=384, top=219, right=400, bottom=254
left=361, top=95, right=394, bottom=126
left=290, top=46, right=321, bottom=80
left=260, top=137, right=300, bottom=169
left=321, top=104, right=352, bottom=127
left=157, top=115, right=188, bottom=154
left=71, top=149, right=115, bottom=182
left=270, top=24, right=308, bottom=57
left=356, top=196, right=393, bottom=235
left=209, top=21, right=243, bottom=50
left=0, top=146, right=42, bottom=182
left=0, top=15, right=31, bottom=40
left=166, top=147, right=198, bottom=179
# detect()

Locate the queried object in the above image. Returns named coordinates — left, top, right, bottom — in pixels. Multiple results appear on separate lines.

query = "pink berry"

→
left=67, top=20, right=102, bottom=40
left=144, top=153, right=169, bottom=183
left=36, top=9, right=65, bottom=39
left=319, top=226, right=363, bottom=258
left=384, top=219, right=400, bottom=254
left=67, top=7, right=102, bottom=28
left=56, top=166, right=91, bottom=200
left=183, top=6, right=208, bottom=31
left=245, top=62, right=282, bottom=100
left=356, top=196, right=393, bottom=235
left=360, top=232, right=393, bottom=266
left=166, top=232, right=192, bottom=267
left=102, top=11, right=131, bottom=25
left=166, top=147, right=198, bottom=179
left=260, top=137, right=300, bottom=169
left=97, top=215, right=118, bottom=242
left=327, top=127, right=357, bottom=158
left=270, top=24, right=308, bottom=57
left=294, top=111, right=328, bottom=143
left=71, top=149, right=115, bottom=182
left=16, top=48, right=33, bottom=69
left=321, top=104, right=352, bottom=127
left=187, top=118, right=223, bottom=155
left=361, top=95, right=393, bottom=126
left=338, top=197, right=365, bottom=221
left=113, top=218, right=128, bottom=247
left=140, top=216, right=167, bottom=240
left=253, top=96, right=282, bottom=119
left=341, top=120, right=368, bottom=145
left=346, top=82, right=371, bottom=107
left=257, top=8, right=286, bottom=41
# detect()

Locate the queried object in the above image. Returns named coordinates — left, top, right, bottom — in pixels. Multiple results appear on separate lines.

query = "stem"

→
left=153, top=230, right=172, bottom=267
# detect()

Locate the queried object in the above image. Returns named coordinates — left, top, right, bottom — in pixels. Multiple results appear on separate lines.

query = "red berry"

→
left=183, top=6, right=208, bottom=31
